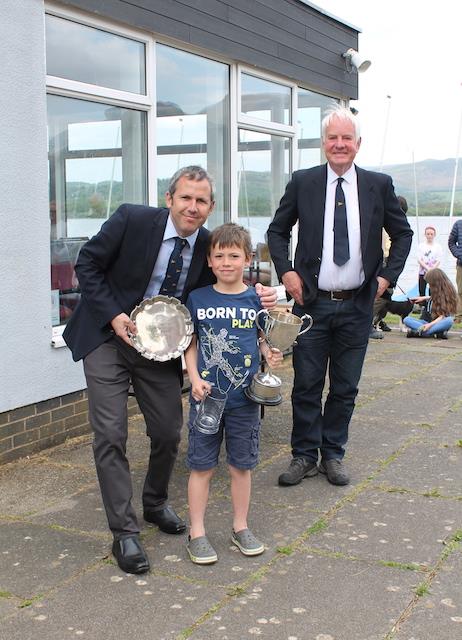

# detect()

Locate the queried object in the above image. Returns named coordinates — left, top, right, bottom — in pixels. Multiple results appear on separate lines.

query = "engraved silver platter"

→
left=129, top=295, right=193, bottom=361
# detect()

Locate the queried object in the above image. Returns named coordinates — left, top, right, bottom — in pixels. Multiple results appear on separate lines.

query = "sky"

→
left=312, top=0, right=462, bottom=168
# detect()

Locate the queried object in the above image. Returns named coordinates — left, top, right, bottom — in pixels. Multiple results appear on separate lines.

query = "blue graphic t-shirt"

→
left=186, top=285, right=262, bottom=409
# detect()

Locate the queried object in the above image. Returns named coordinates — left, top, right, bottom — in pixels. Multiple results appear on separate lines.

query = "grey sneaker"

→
left=186, top=535, right=217, bottom=564
left=231, top=529, right=264, bottom=556
left=319, top=459, right=350, bottom=485
left=278, top=457, right=318, bottom=486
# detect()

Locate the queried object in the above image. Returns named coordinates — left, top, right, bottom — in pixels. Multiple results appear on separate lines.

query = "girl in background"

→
left=405, top=267, right=457, bottom=339
left=417, top=226, right=442, bottom=296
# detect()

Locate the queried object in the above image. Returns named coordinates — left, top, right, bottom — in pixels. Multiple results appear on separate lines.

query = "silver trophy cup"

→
left=245, top=309, right=313, bottom=406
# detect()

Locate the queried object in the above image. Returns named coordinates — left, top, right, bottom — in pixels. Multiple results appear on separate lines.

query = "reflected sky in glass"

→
left=46, top=14, right=145, bottom=94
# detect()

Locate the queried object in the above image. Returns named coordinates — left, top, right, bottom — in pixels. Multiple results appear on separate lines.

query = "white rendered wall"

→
left=0, top=0, right=86, bottom=413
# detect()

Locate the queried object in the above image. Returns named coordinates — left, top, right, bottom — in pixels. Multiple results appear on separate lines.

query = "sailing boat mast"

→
left=448, top=86, right=462, bottom=229
left=412, top=151, right=420, bottom=244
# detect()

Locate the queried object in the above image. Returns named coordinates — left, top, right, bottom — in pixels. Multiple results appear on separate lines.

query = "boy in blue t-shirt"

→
left=184, top=223, right=282, bottom=564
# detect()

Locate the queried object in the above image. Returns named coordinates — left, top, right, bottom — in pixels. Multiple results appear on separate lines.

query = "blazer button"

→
left=314, top=274, right=318, bottom=279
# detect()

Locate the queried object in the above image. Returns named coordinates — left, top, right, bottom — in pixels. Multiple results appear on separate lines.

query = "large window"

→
left=46, top=14, right=146, bottom=94
left=238, top=130, right=290, bottom=287
left=297, top=88, right=335, bottom=170
left=156, top=45, right=230, bottom=228
left=45, top=11, right=340, bottom=331
left=48, top=96, right=147, bottom=326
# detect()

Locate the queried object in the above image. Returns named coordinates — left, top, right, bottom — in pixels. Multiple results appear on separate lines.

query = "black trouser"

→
left=83, top=337, right=183, bottom=539
left=291, top=298, right=371, bottom=462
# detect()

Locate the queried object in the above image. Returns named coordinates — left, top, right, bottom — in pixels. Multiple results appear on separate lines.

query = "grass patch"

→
left=422, top=488, right=442, bottom=497
left=380, top=560, right=422, bottom=571
left=414, top=582, right=430, bottom=597
left=276, top=545, right=293, bottom=556
left=0, top=591, right=12, bottom=598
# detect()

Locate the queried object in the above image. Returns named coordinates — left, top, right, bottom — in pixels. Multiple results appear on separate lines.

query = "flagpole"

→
left=379, top=95, right=392, bottom=172
left=448, top=85, right=462, bottom=230
left=412, top=150, right=420, bottom=244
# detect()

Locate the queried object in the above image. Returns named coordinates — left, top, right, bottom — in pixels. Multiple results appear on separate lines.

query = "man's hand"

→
left=375, top=276, right=390, bottom=300
left=281, top=271, right=304, bottom=306
left=255, top=282, right=277, bottom=309
left=110, top=312, right=136, bottom=346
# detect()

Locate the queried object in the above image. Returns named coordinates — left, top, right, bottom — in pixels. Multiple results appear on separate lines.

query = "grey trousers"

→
left=83, top=337, right=183, bottom=539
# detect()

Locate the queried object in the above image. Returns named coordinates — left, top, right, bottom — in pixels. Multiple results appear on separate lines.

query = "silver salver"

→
left=129, top=295, right=193, bottom=361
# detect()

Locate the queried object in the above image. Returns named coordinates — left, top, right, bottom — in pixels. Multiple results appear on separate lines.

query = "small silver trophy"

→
left=245, top=309, right=313, bottom=406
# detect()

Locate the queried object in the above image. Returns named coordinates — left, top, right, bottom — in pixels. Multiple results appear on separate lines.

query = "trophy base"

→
left=244, top=386, right=282, bottom=406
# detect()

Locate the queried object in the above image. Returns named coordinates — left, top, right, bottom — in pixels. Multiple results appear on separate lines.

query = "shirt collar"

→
left=327, top=163, right=356, bottom=185
left=163, top=215, right=200, bottom=248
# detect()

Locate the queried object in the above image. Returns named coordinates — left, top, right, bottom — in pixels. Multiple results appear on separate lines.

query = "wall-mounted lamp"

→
left=342, top=48, right=371, bottom=73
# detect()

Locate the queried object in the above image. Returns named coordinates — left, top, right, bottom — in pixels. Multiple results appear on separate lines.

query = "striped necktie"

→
left=159, top=236, right=188, bottom=297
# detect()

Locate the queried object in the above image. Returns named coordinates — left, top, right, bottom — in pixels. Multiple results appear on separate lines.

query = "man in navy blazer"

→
left=267, top=106, right=412, bottom=488
left=64, top=166, right=275, bottom=574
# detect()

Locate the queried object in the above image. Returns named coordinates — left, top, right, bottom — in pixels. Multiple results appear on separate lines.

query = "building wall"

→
left=0, top=0, right=88, bottom=416
left=0, top=0, right=358, bottom=463
left=61, top=0, right=359, bottom=99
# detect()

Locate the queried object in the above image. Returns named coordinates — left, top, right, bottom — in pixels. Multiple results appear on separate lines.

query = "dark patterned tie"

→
left=333, top=177, right=350, bottom=266
left=159, top=237, right=188, bottom=297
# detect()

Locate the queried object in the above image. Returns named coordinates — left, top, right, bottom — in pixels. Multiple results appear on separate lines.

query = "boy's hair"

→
left=208, top=223, right=253, bottom=259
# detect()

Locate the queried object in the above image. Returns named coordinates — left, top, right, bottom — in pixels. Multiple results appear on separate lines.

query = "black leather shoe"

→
left=112, top=535, right=150, bottom=574
left=319, top=459, right=350, bottom=485
left=143, top=506, right=186, bottom=534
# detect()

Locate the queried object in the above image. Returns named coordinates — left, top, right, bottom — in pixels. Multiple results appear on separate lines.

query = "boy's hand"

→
left=191, top=379, right=211, bottom=402
left=265, top=347, right=283, bottom=369
left=255, top=282, right=277, bottom=309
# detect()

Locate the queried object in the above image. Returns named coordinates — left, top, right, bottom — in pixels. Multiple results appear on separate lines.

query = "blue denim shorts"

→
left=187, top=402, right=260, bottom=471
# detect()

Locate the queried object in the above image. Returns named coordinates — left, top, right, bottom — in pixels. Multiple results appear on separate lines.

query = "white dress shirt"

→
left=143, top=215, right=199, bottom=298
left=317, top=164, right=365, bottom=291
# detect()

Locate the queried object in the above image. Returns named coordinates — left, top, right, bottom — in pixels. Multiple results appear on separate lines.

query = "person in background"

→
left=184, top=223, right=282, bottom=564
left=267, top=105, right=412, bottom=488
left=62, top=166, right=276, bottom=575
left=448, top=218, right=462, bottom=323
left=417, top=226, right=442, bottom=296
left=404, top=267, right=457, bottom=339
left=369, top=195, right=409, bottom=339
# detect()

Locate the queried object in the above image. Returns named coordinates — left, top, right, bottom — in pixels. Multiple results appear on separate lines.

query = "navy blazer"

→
left=63, top=204, right=214, bottom=362
left=267, top=164, right=413, bottom=311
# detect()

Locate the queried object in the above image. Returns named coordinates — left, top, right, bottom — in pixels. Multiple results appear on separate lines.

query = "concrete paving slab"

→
left=1, top=562, right=228, bottom=640
left=30, top=485, right=110, bottom=537
left=188, top=549, right=418, bottom=640
left=307, top=488, right=461, bottom=568
left=394, top=550, right=462, bottom=640
left=375, top=440, right=462, bottom=497
left=0, top=521, right=107, bottom=598
left=0, top=594, right=22, bottom=620
left=0, top=459, right=95, bottom=517
left=423, top=407, right=462, bottom=443
left=355, top=378, right=454, bottom=425
left=42, top=435, right=94, bottom=468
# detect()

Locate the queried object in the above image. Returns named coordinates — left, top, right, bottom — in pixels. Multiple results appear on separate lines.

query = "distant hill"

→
left=367, top=158, right=462, bottom=216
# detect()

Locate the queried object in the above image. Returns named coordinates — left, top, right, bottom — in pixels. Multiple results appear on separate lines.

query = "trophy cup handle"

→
left=255, top=308, right=269, bottom=335
left=297, top=313, right=313, bottom=336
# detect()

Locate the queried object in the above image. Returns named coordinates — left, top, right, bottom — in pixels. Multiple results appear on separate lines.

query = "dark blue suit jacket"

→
left=63, top=204, right=214, bottom=361
left=267, top=164, right=413, bottom=311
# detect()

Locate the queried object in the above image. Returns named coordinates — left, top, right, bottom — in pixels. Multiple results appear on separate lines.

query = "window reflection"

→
left=297, top=89, right=336, bottom=169
left=156, top=45, right=230, bottom=227
left=241, top=74, right=291, bottom=125
left=46, top=14, right=146, bottom=94
left=237, top=130, right=290, bottom=287
left=48, top=95, right=146, bottom=325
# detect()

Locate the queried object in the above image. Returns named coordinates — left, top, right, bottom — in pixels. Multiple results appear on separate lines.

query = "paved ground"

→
left=1, top=329, right=461, bottom=640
